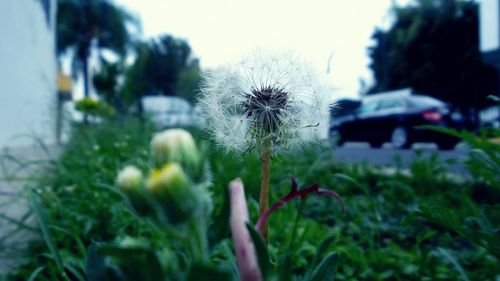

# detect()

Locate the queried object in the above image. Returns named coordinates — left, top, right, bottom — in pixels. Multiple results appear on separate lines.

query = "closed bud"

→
left=117, top=166, right=143, bottom=191
left=116, top=166, right=151, bottom=215
left=150, top=129, right=200, bottom=175
left=146, top=163, right=197, bottom=223
left=229, top=179, right=262, bottom=281
left=117, top=236, right=149, bottom=248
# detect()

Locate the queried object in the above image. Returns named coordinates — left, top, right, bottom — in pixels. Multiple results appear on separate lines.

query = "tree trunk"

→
left=138, top=94, right=144, bottom=121
left=473, top=107, right=481, bottom=130
left=81, top=48, right=90, bottom=124
left=82, top=54, right=90, bottom=98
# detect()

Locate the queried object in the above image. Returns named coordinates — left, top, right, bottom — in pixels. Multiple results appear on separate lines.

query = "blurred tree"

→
left=92, top=60, right=125, bottom=113
left=122, top=35, right=201, bottom=109
left=368, top=0, right=498, bottom=123
left=176, top=67, right=202, bottom=103
left=56, top=0, right=136, bottom=98
left=121, top=42, right=149, bottom=112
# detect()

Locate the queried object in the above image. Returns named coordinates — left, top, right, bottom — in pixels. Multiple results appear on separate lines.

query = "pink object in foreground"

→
left=229, top=179, right=263, bottom=281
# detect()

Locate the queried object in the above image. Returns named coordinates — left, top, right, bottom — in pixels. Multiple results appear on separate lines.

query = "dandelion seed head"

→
left=198, top=50, right=330, bottom=155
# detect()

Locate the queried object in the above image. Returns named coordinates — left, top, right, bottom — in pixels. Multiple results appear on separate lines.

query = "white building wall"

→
left=0, top=0, right=57, bottom=148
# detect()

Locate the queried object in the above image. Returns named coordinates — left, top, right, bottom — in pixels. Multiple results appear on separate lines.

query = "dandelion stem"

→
left=258, top=138, right=271, bottom=241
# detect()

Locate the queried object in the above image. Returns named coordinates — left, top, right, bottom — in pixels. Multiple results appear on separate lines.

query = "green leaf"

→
left=333, top=173, right=367, bottom=193
left=416, top=206, right=500, bottom=258
left=311, top=234, right=336, bottom=267
left=97, top=244, right=164, bottom=281
left=278, top=255, right=293, bottom=281
left=50, top=225, right=87, bottom=258
left=417, top=125, right=462, bottom=139
left=29, top=190, right=65, bottom=274
left=27, top=266, right=46, bottom=281
left=0, top=212, right=38, bottom=232
left=64, top=263, right=86, bottom=281
left=246, top=222, right=270, bottom=280
left=307, top=252, right=340, bottom=281
left=186, top=262, right=232, bottom=281
left=210, top=185, right=231, bottom=242
left=437, top=248, right=471, bottom=281
left=487, top=95, right=500, bottom=102
left=85, top=244, right=110, bottom=281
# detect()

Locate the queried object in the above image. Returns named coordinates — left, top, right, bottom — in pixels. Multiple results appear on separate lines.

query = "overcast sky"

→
left=116, top=0, right=408, bottom=100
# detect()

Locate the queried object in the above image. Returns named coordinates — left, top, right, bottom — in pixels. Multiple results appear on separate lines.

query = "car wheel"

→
left=369, top=140, right=384, bottom=148
left=436, top=140, right=457, bottom=150
left=329, top=129, right=344, bottom=148
left=391, top=127, right=412, bottom=149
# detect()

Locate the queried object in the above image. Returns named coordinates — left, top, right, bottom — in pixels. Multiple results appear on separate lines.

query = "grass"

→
left=1, top=118, right=499, bottom=280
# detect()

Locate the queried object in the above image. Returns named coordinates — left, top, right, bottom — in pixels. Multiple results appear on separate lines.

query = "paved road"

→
left=331, top=142, right=469, bottom=175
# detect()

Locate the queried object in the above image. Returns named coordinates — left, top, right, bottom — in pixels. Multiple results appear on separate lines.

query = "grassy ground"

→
left=1, top=118, right=498, bottom=280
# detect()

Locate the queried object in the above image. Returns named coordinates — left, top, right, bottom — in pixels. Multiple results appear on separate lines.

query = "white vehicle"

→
left=141, top=96, right=194, bottom=127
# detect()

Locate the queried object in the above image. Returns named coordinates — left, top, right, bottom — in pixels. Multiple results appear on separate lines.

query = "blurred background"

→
left=1, top=1, right=500, bottom=279
left=0, top=0, right=499, bottom=160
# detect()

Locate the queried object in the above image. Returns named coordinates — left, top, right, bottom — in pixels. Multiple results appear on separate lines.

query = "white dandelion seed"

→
left=198, top=50, right=330, bottom=155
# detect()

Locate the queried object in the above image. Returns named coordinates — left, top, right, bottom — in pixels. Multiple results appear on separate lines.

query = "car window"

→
left=378, top=99, right=405, bottom=110
left=358, top=101, right=379, bottom=114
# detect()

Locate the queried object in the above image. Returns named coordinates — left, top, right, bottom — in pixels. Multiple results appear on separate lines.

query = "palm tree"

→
left=56, top=0, right=135, bottom=98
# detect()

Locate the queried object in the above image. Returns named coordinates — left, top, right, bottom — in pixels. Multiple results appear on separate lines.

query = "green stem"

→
left=259, top=139, right=271, bottom=241
left=289, top=197, right=307, bottom=251
left=188, top=218, right=208, bottom=261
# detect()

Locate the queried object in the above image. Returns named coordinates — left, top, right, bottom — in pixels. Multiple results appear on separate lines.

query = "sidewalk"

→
left=0, top=144, right=60, bottom=274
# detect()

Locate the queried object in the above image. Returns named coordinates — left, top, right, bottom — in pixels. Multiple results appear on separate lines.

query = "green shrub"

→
left=3, top=118, right=499, bottom=281
left=75, top=98, right=116, bottom=119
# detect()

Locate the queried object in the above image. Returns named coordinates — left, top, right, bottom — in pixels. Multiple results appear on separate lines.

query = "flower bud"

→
left=117, top=236, right=149, bottom=248
left=150, top=129, right=200, bottom=174
left=146, top=163, right=197, bottom=223
left=117, top=166, right=143, bottom=191
left=116, top=166, right=150, bottom=214
left=229, top=179, right=262, bottom=281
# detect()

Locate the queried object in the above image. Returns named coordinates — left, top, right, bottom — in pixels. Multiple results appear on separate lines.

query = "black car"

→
left=329, top=94, right=464, bottom=150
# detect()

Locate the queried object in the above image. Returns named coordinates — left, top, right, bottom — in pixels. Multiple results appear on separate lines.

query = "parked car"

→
left=329, top=94, right=465, bottom=150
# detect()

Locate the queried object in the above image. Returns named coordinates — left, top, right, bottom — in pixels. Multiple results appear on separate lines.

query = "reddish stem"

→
left=256, top=178, right=344, bottom=232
